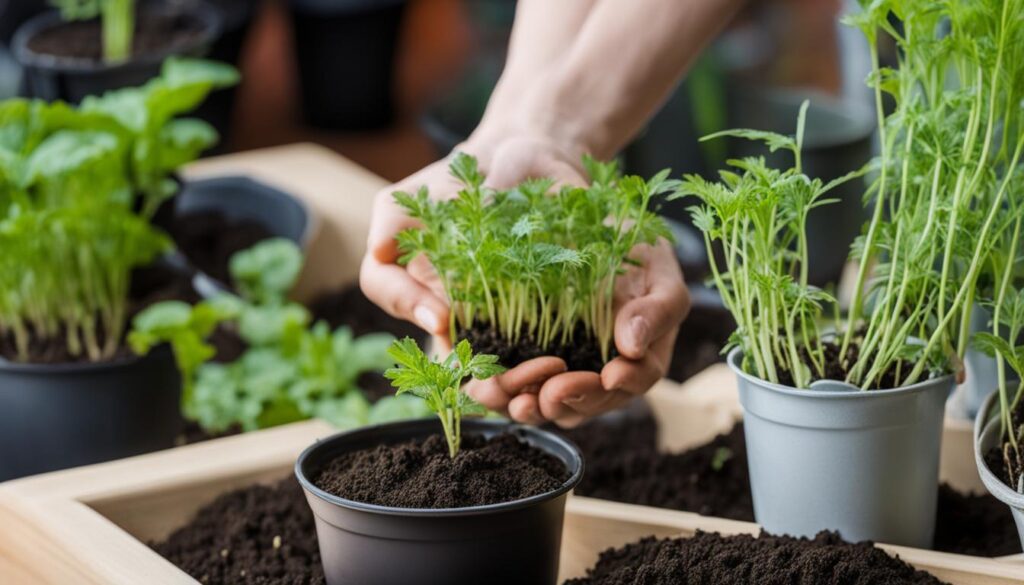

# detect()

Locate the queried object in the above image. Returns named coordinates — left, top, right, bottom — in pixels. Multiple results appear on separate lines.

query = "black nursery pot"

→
left=160, top=175, right=313, bottom=297
left=295, top=419, right=584, bottom=585
left=0, top=346, right=183, bottom=481
left=12, top=1, right=221, bottom=104
left=287, top=0, right=407, bottom=130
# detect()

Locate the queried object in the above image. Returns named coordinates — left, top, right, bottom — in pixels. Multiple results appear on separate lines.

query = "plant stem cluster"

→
left=395, top=153, right=674, bottom=362
left=52, top=0, right=136, bottom=62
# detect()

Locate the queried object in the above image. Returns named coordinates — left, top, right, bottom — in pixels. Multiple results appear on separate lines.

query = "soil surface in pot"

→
left=459, top=321, right=611, bottom=373
left=153, top=477, right=325, bottom=585
left=564, top=530, right=946, bottom=585
left=161, top=209, right=274, bottom=287
left=0, top=263, right=198, bottom=364
left=984, top=399, right=1023, bottom=490
left=775, top=336, right=907, bottom=390
left=26, top=11, right=207, bottom=62
left=313, top=433, right=569, bottom=508
left=563, top=411, right=1022, bottom=557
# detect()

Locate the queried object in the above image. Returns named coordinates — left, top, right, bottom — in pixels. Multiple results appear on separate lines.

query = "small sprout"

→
left=711, top=447, right=733, bottom=472
left=385, top=338, right=505, bottom=458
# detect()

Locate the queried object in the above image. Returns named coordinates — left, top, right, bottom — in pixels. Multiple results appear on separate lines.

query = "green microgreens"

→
left=385, top=337, right=505, bottom=458
left=394, top=153, right=674, bottom=362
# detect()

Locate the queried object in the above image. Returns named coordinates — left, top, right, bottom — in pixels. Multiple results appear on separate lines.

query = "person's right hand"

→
left=359, top=133, right=589, bottom=400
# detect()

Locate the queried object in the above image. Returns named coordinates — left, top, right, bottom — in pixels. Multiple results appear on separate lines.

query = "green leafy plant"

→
left=131, top=239, right=429, bottom=431
left=395, top=153, right=674, bottom=362
left=385, top=337, right=505, bottom=458
left=0, top=58, right=237, bottom=363
left=51, top=0, right=135, bottom=62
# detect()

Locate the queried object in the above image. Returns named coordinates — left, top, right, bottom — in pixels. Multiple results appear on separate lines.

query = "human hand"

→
left=467, top=239, right=689, bottom=428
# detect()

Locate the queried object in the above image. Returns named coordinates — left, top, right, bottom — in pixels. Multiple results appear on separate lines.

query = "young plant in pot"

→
left=395, top=153, right=674, bottom=372
left=0, top=58, right=237, bottom=480
left=13, top=0, right=223, bottom=108
left=131, top=238, right=432, bottom=436
left=295, top=337, right=583, bottom=585
left=682, top=0, right=1024, bottom=549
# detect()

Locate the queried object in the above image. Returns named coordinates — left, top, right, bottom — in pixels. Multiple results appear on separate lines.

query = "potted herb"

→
left=395, top=153, right=673, bottom=371
left=0, top=58, right=237, bottom=480
left=294, top=337, right=583, bottom=585
left=12, top=0, right=222, bottom=106
left=682, top=0, right=1023, bottom=549
left=132, top=238, right=431, bottom=434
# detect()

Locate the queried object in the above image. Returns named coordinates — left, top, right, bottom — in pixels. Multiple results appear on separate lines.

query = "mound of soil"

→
left=459, top=321, right=610, bottom=373
left=314, top=433, right=569, bottom=508
left=27, top=10, right=207, bottom=62
left=160, top=209, right=273, bottom=287
left=563, top=412, right=1022, bottom=557
left=153, top=477, right=324, bottom=585
left=564, top=531, right=947, bottom=585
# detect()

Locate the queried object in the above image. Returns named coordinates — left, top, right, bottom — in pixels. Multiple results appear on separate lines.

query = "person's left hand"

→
left=467, top=238, right=690, bottom=428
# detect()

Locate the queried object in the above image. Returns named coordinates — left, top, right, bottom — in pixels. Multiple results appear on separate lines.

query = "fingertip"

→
left=508, top=394, right=544, bottom=425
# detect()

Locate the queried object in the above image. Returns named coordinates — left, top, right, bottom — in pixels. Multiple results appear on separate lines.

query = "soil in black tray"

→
left=564, top=530, right=947, bottom=585
left=27, top=11, right=207, bottom=62
left=563, top=411, right=1022, bottom=557
left=459, top=321, right=611, bottom=373
left=153, top=477, right=325, bottom=585
left=161, top=209, right=274, bottom=287
left=314, top=433, right=569, bottom=508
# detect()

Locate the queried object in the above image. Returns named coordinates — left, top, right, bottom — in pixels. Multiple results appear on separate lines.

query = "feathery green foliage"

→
left=385, top=337, right=505, bottom=458
left=395, top=153, right=674, bottom=362
left=51, top=0, right=135, bottom=62
left=0, top=58, right=238, bottom=363
left=130, top=239, right=428, bottom=432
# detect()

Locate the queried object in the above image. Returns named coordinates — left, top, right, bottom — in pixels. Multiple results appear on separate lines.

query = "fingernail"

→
left=564, top=394, right=586, bottom=404
left=414, top=305, right=440, bottom=333
left=628, top=316, right=650, bottom=352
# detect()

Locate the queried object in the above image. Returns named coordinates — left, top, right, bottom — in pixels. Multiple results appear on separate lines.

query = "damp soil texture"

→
left=153, top=477, right=325, bottom=585
left=27, top=11, right=206, bottom=62
left=160, top=209, right=275, bottom=287
left=563, top=530, right=947, bottom=585
left=459, top=321, right=611, bottom=373
left=313, top=433, right=569, bottom=508
left=0, top=263, right=198, bottom=364
left=984, top=398, right=1024, bottom=492
left=563, top=411, right=1022, bottom=557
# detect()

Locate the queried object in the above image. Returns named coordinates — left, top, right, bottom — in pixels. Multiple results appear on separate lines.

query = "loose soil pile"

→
left=313, top=433, right=569, bottom=508
left=160, top=209, right=274, bottom=287
left=153, top=477, right=324, bottom=585
left=27, top=11, right=207, bottom=62
left=460, top=321, right=610, bottom=373
left=564, top=530, right=947, bottom=585
left=563, top=412, right=1021, bottom=557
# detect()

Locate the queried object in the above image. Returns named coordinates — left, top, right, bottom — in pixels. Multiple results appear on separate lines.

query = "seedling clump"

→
left=395, top=153, right=674, bottom=370
left=385, top=337, right=505, bottom=458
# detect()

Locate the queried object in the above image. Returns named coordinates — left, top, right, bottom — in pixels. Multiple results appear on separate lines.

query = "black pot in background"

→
left=287, top=0, right=407, bottom=130
left=157, top=175, right=313, bottom=297
left=0, top=345, right=182, bottom=481
left=12, top=2, right=224, bottom=128
left=295, top=419, right=584, bottom=585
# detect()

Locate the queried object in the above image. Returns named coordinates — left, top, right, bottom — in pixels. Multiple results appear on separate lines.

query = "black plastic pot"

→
left=12, top=2, right=221, bottom=104
left=295, top=418, right=584, bottom=585
left=0, top=345, right=182, bottom=481
left=287, top=0, right=407, bottom=130
left=158, top=175, right=313, bottom=298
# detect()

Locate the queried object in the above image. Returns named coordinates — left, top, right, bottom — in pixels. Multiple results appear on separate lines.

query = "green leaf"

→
left=230, top=238, right=304, bottom=303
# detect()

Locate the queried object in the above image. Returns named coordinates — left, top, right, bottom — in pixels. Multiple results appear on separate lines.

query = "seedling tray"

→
left=564, top=365, right=1024, bottom=584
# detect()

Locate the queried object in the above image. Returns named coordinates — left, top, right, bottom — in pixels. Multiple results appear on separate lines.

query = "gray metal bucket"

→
left=728, top=348, right=954, bottom=548
left=974, top=392, right=1024, bottom=547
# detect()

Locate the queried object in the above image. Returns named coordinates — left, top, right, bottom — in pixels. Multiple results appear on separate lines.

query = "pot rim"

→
left=726, top=346, right=955, bottom=398
left=0, top=342, right=169, bottom=374
left=974, top=392, right=1024, bottom=505
left=12, top=1, right=222, bottom=74
left=295, top=418, right=584, bottom=517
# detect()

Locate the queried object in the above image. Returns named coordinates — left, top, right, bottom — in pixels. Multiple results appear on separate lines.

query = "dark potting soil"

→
left=152, top=477, right=325, bottom=585
left=26, top=11, right=207, bottom=62
left=564, top=411, right=1022, bottom=557
left=459, top=321, right=612, bottom=373
left=162, top=209, right=274, bottom=287
left=0, top=263, right=199, bottom=364
left=775, top=335, right=909, bottom=390
left=563, top=530, right=947, bottom=585
left=984, top=399, right=1024, bottom=492
left=314, top=433, right=569, bottom=508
